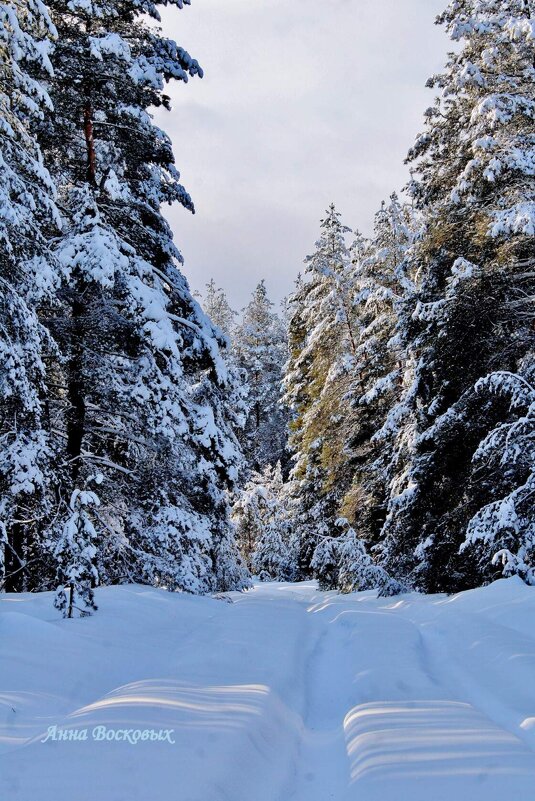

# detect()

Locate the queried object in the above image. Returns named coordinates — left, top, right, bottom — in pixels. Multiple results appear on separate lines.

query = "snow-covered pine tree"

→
left=234, top=280, right=289, bottom=473
left=378, top=0, right=535, bottom=592
left=200, top=280, right=248, bottom=469
left=232, top=463, right=296, bottom=581
left=340, top=196, right=417, bottom=549
left=0, top=0, right=60, bottom=591
left=288, top=199, right=417, bottom=595
left=202, top=279, right=237, bottom=339
left=36, top=0, right=249, bottom=597
left=283, top=205, right=360, bottom=578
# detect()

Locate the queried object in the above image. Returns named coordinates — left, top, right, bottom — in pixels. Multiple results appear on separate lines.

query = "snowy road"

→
left=2, top=579, right=535, bottom=800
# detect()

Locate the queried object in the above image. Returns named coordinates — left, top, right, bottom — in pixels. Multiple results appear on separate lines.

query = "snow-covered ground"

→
left=2, top=578, right=535, bottom=800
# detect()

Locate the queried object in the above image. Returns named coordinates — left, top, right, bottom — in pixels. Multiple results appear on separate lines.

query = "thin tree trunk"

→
left=83, top=89, right=97, bottom=187
left=66, top=297, right=85, bottom=483
left=67, top=582, right=74, bottom=618
left=66, top=85, right=96, bottom=479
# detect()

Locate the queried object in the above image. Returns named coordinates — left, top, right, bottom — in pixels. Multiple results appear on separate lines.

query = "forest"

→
left=1, top=0, right=534, bottom=620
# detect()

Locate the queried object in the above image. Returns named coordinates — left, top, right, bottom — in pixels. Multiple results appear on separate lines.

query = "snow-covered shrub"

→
left=312, top=519, right=404, bottom=595
left=53, top=484, right=100, bottom=618
left=310, top=536, right=340, bottom=591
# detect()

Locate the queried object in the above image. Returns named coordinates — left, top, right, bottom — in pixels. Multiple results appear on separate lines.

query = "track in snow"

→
left=2, top=578, right=535, bottom=800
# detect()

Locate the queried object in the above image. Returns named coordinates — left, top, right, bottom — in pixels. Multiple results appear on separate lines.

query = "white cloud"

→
left=156, top=0, right=447, bottom=310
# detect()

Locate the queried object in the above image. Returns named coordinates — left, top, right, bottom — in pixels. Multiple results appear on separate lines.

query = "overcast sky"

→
left=156, top=0, right=448, bottom=311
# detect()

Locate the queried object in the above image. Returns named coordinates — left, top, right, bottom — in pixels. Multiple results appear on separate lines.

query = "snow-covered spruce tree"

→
left=378, top=0, right=535, bottom=592
left=35, top=0, right=249, bottom=603
left=283, top=205, right=360, bottom=578
left=232, top=463, right=296, bottom=581
left=339, top=196, right=417, bottom=550
left=234, top=280, right=289, bottom=474
left=0, top=0, right=61, bottom=591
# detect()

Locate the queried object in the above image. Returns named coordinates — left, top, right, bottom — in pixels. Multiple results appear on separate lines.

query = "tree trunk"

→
left=67, top=582, right=74, bottom=618
left=66, top=297, right=85, bottom=483
left=66, top=85, right=96, bottom=480
left=83, top=89, right=97, bottom=187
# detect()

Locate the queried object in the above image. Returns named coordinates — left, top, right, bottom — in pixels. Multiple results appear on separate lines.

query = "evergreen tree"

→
left=283, top=205, right=359, bottom=577
left=234, top=280, right=289, bottom=473
left=232, top=463, right=296, bottom=581
left=202, top=279, right=237, bottom=339
left=33, top=0, right=249, bottom=597
left=460, top=367, right=535, bottom=584
left=200, top=280, right=248, bottom=463
left=285, top=200, right=418, bottom=594
left=340, top=196, right=417, bottom=548
left=378, top=0, right=535, bottom=592
left=0, top=0, right=60, bottom=590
